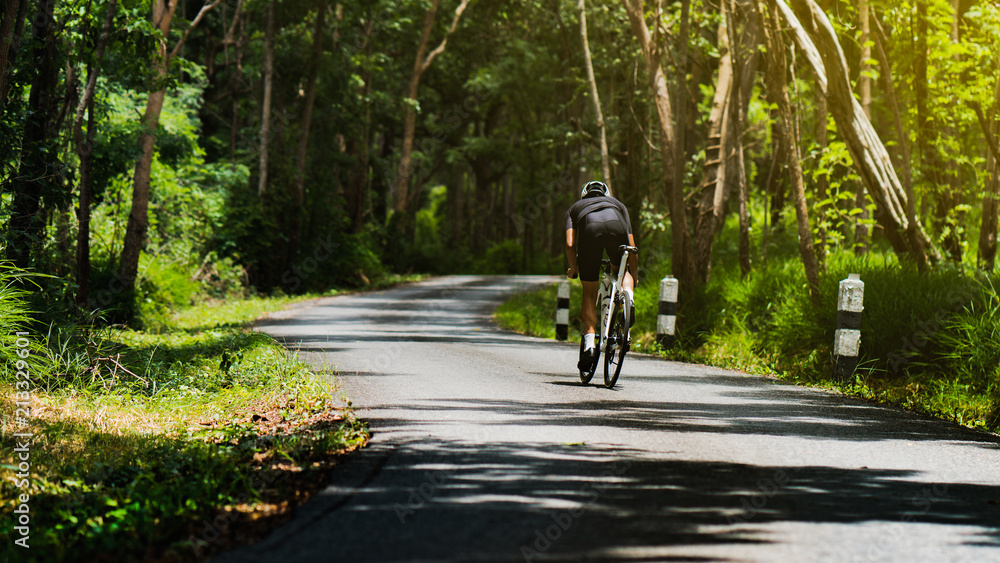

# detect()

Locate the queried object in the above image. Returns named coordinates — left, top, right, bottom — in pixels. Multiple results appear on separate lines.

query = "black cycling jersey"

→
left=566, top=194, right=633, bottom=282
left=565, top=194, right=632, bottom=235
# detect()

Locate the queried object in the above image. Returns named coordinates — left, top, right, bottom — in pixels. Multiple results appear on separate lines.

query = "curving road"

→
left=217, top=275, right=1000, bottom=562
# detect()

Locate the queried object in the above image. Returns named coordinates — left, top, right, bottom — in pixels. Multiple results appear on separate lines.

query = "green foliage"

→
left=135, top=259, right=202, bottom=332
left=0, top=296, right=368, bottom=561
left=472, top=240, right=523, bottom=275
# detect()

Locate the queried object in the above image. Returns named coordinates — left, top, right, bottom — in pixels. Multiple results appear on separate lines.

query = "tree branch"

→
left=969, top=100, right=1000, bottom=162
left=73, top=0, right=118, bottom=134
left=169, top=0, right=224, bottom=61
left=419, top=0, right=470, bottom=75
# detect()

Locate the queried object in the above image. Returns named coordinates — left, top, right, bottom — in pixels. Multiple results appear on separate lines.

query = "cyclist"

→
left=565, top=180, right=637, bottom=371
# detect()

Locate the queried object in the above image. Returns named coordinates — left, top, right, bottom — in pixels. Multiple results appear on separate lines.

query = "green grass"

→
left=0, top=292, right=371, bottom=562
left=496, top=281, right=582, bottom=342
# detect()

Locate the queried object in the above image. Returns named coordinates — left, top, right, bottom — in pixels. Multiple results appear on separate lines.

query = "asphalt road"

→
left=217, top=275, right=1000, bottom=562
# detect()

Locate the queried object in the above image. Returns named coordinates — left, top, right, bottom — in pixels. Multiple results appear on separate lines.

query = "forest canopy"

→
left=1, top=0, right=999, bottom=314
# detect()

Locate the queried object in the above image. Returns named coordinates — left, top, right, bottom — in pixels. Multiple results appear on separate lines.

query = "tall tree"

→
left=578, top=0, right=610, bottom=182
left=257, top=0, right=275, bottom=196
left=691, top=15, right=733, bottom=283
left=74, top=0, right=119, bottom=305
left=974, top=77, right=1000, bottom=270
left=937, top=0, right=964, bottom=262
left=7, top=0, right=58, bottom=269
left=293, top=0, right=327, bottom=207
left=674, top=0, right=691, bottom=227
left=691, top=0, right=758, bottom=282
left=854, top=0, right=871, bottom=255
left=761, top=0, right=821, bottom=304
left=727, top=0, right=751, bottom=278
left=119, top=0, right=221, bottom=290
left=871, top=11, right=926, bottom=272
left=779, top=0, right=938, bottom=265
left=621, top=0, right=694, bottom=286
left=393, top=0, right=470, bottom=216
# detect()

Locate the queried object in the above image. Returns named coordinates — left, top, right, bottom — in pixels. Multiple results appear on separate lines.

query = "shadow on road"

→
left=223, top=438, right=1000, bottom=562
left=369, top=381, right=1000, bottom=446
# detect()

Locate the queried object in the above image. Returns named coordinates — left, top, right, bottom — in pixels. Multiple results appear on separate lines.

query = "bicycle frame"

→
left=597, top=247, right=633, bottom=352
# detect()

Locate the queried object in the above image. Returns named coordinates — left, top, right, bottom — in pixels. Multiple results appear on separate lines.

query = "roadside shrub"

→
left=937, top=279, right=1000, bottom=395
left=473, top=240, right=523, bottom=275
left=137, top=259, right=201, bottom=332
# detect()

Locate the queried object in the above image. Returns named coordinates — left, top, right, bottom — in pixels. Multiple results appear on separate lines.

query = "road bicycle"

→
left=579, top=245, right=637, bottom=389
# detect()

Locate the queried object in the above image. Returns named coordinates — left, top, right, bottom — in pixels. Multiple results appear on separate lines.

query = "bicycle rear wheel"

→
left=579, top=334, right=600, bottom=383
left=603, top=298, right=628, bottom=388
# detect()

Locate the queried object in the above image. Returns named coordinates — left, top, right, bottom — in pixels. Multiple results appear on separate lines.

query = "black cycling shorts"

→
left=577, top=218, right=628, bottom=282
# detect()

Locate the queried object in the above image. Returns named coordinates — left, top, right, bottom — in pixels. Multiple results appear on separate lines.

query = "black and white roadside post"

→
left=656, top=276, right=678, bottom=349
left=834, top=273, right=864, bottom=382
left=556, top=280, right=569, bottom=341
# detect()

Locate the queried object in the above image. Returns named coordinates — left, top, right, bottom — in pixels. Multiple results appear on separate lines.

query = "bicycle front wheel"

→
left=603, top=298, right=628, bottom=388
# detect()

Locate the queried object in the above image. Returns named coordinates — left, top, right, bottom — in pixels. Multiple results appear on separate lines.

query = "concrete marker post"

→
left=656, top=276, right=678, bottom=349
left=556, top=280, right=570, bottom=341
left=834, top=273, right=864, bottom=382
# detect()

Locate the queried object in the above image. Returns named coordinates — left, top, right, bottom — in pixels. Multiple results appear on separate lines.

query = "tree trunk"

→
left=728, top=0, right=751, bottom=278
left=621, top=0, right=694, bottom=286
left=872, top=11, right=926, bottom=272
left=293, top=0, right=326, bottom=207
left=691, top=0, right=759, bottom=282
left=858, top=0, right=871, bottom=117
left=762, top=134, right=785, bottom=264
left=74, top=0, right=117, bottom=304
left=853, top=0, right=871, bottom=255
left=257, top=0, right=275, bottom=196
left=394, top=0, right=470, bottom=216
left=938, top=0, right=964, bottom=262
left=762, top=0, right=821, bottom=304
left=975, top=79, right=1000, bottom=270
left=814, top=86, right=829, bottom=263
left=779, top=0, right=938, bottom=265
left=120, top=0, right=219, bottom=289
left=228, top=4, right=245, bottom=161
left=0, top=0, right=29, bottom=105
left=76, top=94, right=95, bottom=305
left=120, top=0, right=178, bottom=286
left=674, top=0, right=691, bottom=225
left=7, top=0, right=57, bottom=269
left=913, top=0, right=945, bottom=259
left=692, top=16, right=733, bottom=283
left=578, top=0, right=610, bottom=182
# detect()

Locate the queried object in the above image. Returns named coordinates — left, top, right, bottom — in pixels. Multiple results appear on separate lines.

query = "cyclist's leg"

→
left=622, top=233, right=637, bottom=292
left=576, top=224, right=603, bottom=369
left=580, top=280, right=598, bottom=335
left=577, top=223, right=605, bottom=336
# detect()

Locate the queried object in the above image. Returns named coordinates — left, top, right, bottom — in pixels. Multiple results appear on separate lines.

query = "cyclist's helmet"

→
left=581, top=180, right=610, bottom=198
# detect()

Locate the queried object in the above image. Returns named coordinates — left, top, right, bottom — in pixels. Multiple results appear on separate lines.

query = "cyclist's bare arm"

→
left=566, top=228, right=578, bottom=278
left=627, top=233, right=638, bottom=286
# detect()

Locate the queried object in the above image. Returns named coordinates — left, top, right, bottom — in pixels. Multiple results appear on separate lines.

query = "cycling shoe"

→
left=577, top=346, right=597, bottom=371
